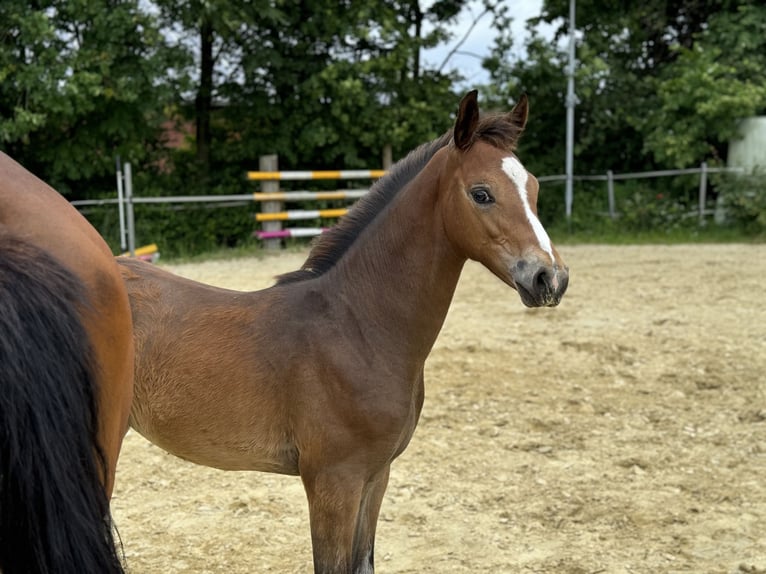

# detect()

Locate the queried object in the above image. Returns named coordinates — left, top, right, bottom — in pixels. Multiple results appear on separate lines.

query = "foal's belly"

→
left=129, top=396, right=301, bottom=476
left=131, top=422, right=301, bottom=475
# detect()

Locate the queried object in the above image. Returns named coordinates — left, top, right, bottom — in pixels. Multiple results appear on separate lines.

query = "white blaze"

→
left=501, top=156, right=556, bottom=263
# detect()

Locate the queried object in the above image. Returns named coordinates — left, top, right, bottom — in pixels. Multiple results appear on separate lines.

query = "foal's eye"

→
left=470, top=187, right=494, bottom=205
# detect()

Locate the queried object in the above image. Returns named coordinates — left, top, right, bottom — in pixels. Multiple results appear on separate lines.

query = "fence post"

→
left=124, top=162, right=136, bottom=256
left=698, top=161, right=708, bottom=225
left=259, top=154, right=282, bottom=250
left=382, top=145, right=393, bottom=170
left=606, top=170, right=616, bottom=219
left=115, top=156, right=127, bottom=252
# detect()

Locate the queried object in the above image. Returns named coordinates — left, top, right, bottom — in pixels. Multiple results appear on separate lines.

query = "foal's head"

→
left=440, top=91, right=569, bottom=307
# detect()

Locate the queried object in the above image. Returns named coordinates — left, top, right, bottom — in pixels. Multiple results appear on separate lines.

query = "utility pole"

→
left=565, top=0, right=576, bottom=219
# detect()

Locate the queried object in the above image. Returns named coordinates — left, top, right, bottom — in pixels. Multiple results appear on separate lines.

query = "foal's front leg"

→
left=301, top=465, right=365, bottom=574
left=301, top=463, right=391, bottom=574
left=351, top=466, right=390, bottom=574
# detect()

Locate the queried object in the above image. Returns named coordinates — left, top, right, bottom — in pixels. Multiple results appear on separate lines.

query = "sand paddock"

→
left=111, top=244, right=766, bottom=573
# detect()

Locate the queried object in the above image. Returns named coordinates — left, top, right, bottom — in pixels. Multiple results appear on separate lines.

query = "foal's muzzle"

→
left=511, top=260, right=569, bottom=307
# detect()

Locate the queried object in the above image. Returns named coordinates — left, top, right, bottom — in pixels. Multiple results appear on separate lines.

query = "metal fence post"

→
left=124, top=162, right=136, bottom=256
left=259, top=154, right=282, bottom=250
left=606, top=170, right=616, bottom=220
left=698, top=161, right=708, bottom=225
left=564, top=0, right=576, bottom=221
left=115, top=157, right=127, bottom=252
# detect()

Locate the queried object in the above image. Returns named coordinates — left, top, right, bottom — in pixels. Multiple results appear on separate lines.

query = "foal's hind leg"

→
left=351, top=466, right=390, bottom=574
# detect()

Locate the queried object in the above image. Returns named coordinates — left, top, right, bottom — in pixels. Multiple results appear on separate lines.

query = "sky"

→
left=422, top=0, right=558, bottom=87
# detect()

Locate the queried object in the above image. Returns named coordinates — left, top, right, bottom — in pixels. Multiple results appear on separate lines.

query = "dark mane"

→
left=276, top=132, right=451, bottom=285
left=276, top=113, right=521, bottom=285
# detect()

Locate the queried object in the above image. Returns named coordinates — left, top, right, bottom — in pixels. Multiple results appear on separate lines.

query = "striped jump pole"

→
left=247, top=170, right=386, bottom=181
left=251, top=157, right=387, bottom=247
left=256, top=228, right=328, bottom=240
left=252, top=190, right=368, bottom=202
left=255, top=208, right=348, bottom=222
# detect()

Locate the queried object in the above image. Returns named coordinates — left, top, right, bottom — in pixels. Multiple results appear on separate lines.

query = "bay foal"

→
left=119, top=91, right=568, bottom=573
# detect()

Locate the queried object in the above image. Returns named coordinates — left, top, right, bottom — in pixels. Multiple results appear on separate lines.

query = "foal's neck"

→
left=322, top=156, right=465, bottom=361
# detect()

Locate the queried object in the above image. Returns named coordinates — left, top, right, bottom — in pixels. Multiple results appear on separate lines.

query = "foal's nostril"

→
left=534, top=268, right=552, bottom=294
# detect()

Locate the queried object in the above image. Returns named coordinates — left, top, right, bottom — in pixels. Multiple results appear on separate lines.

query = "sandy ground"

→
left=111, top=244, right=766, bottom=574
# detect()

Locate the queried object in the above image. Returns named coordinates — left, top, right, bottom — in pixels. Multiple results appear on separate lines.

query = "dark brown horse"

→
left=0, top=153, right=134, bottom=573
left=118, top=91, right=569, bottom=573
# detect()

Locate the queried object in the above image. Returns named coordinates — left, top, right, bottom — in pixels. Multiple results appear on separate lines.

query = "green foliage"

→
left=81, top=202, right=259, bottom=259
left=642, top=5, right=766, bottom=167
left=509, top=0, right=766, bottom=175
left=0, top=0, right=187, bottom=197
left=131, top=204, right=258, bottom=258
left=619, top=188, right=695, bottom=232
left=714, top=171, right=766, bottom=232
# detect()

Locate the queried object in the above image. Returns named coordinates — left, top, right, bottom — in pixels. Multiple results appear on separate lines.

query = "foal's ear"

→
left=454, top=90, right=480, bottom=151
left=508, top=93, right=529, bottom=132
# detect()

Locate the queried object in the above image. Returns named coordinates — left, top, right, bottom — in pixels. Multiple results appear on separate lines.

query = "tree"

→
left=485, top=0, right=765, bottom=175
left=155, top=0, right=493, bottom=180
left=642, top=4, right=766, bottom=167
left=0, top=0, right=185, bottom=197
left=230, top=0, right=474, bottom=167
left=151, top=0, right=282, bottom=179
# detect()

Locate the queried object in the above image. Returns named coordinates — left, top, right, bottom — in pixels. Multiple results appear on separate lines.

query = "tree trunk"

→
left=195, top=16, right=214, bottom=179
left=412, top=1, right=422, bottom=80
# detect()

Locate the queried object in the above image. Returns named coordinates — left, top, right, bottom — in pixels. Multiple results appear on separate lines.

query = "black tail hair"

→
left=0, top=236, right=124, bottom=573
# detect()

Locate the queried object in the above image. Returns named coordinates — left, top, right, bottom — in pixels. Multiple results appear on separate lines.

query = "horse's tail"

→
left=0, top=236, right=124, bottom=574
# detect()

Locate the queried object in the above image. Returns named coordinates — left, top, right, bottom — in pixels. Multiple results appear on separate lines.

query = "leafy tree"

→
left=488, top=0, right=762, bottom=175
left=642, top=4, right=766, bottom=167
left=151, top=0, right=493, bottom=191
left=0, top=0, right=185, bottom=197
left=150, top=0, right=281, bottom=176
left=227, top=0, right=475, bottom=168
